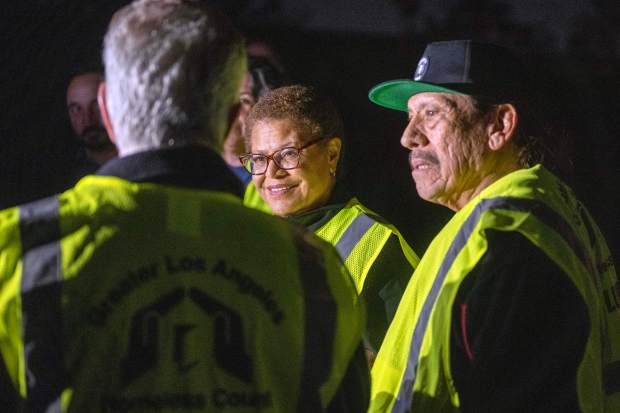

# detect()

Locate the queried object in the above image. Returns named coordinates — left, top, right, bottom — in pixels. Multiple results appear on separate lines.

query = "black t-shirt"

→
left=451, top=229, right=589, bottom=413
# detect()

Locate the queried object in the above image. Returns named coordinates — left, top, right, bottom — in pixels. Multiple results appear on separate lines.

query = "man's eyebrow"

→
left=441, top=97, right=458, bottom=110
left=427, top=95, right=459, bottom=110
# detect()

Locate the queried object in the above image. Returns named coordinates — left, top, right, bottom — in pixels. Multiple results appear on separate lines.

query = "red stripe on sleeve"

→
left=460, top=303, right=475, bottom=361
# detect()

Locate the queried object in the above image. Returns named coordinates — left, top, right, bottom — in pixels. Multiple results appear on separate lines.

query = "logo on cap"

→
left=414, top=57, right=429, bottom=81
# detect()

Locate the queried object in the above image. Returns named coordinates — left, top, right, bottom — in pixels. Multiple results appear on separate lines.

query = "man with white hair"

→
left=0, top=1, right=368, bottom=411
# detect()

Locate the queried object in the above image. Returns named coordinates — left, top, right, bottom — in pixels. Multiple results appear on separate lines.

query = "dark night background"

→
left=2, top=0, right=620, bottom=263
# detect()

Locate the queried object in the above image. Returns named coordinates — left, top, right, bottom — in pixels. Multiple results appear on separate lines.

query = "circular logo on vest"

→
left=414, top=57, right=429, bottom=81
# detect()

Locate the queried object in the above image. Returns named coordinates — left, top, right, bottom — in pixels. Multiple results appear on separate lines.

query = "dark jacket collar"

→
left=287, top=182, right=354, bottom=230
left=96, top=145, right=244, bottom=198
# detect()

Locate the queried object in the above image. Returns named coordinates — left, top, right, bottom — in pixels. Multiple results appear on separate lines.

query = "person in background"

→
left=367, top=39, right=620, bottom=412
left=222, top=54, right=289, bottom=189
left=66, top=71, right=117, bottom=169
left=242, top=84, right=420, bottom=357
left=0, top=1, right=369, bottom=411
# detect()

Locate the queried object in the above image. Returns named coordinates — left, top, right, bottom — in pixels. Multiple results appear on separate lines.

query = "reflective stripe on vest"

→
left=314, top=198, right=420, bottom=294
left=18, top=196, right=66, bottom=413
left=334, top=213, right=376, bottom=262
left=392, top=196, right=591, bottom=412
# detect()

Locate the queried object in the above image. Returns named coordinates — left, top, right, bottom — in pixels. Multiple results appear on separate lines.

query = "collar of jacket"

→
left=96, top=145, right=244, bottom=199
left=287, top=182, right=354, bottom=230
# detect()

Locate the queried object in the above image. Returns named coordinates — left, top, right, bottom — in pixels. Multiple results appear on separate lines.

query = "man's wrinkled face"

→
left=400, top=92, right=490, bottom=210
left=66, top=73, right=111, bottom=150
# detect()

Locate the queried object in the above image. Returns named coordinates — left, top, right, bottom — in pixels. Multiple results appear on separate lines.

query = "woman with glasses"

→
left=241, top=85, right=419, bottom=358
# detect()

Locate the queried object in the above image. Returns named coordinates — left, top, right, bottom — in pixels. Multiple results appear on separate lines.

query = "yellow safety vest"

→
left=0, top=175, right=365, bottom=412
left=243, top=181, right=272, bottom=214
left=314, top=198, right=419, bottom=294
left=243, top=182, right=418, bottom=293
left=370, top=165, right=620, bottom=412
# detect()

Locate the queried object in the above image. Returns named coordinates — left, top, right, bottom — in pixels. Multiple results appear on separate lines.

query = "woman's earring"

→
left=330, top=168, right=336, bottom=177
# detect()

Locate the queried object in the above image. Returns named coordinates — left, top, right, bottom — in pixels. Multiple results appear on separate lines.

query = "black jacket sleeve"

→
left=450, top=229, right=589, bottom=413
left=326, top=343, right=370, bottom=413
left=0, top=357, right=20, bottom=412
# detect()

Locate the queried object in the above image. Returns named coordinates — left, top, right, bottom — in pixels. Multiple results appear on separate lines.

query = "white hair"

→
left=102, top=0, right=246, bottom=155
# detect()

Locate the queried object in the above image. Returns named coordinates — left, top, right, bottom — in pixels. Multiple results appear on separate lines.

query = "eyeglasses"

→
left=239, top=136, right=328, bottom=175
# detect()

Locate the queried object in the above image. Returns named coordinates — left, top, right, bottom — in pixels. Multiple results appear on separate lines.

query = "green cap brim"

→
left=368, top=80, right=462, bottom=112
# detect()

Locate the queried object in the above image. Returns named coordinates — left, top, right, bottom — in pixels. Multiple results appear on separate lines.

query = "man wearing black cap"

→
left=368, top=40, right=620, bottom=412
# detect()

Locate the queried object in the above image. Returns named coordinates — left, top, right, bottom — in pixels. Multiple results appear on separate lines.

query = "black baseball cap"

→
left=369, top=40, right=524, bottom=112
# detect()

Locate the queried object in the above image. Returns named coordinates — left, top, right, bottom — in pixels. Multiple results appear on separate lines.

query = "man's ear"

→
left=97, top=82, right=116, bottom=143
left=487, top=103, right=518, bottom=151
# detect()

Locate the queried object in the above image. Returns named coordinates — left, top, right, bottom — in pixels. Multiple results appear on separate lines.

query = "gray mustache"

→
left=409, top=151, right=438, bottom=165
